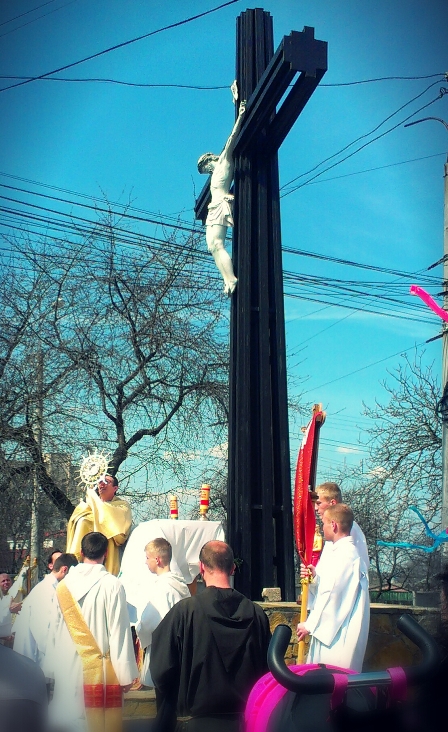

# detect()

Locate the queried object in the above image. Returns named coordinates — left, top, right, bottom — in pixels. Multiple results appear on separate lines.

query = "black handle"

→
left=267, top=614, right=440, bottom=693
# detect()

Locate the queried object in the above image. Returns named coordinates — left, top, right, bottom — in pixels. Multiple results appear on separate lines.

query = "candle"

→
left=169, top=495, right=178, bottom=519
left=199, top=484, right=211, bottom=519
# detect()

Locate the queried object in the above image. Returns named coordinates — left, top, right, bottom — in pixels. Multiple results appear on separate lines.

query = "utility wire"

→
left=281, top=79, right=446, bottom=194
left=0, top=0, right=78, bottom=39
left=301, top=341, right=427, bottom=395
left=0, top=178, right=441, bottom=283
left=0, top=0, right=240, bottom=93
left=0, top=0, right=59, bottom=27
left=0, top=76, right=229, bottom=90
left=282, top=88, right=447, bottom=198
left=0, top=196, right=439, bottom=288
left=319, top=73, right=446, bottom=86
left=0, top=72, right=443, bottom=88
left=299, top=152, right=446, bottom=187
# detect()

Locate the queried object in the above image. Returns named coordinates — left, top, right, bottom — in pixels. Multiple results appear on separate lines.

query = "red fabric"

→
left=84, top=684, right=122, bottom=708
left=105, top=685, right=122, bottom=708
left=84, top=684, right=104, bottom=708
left=294, top=414, right=319, bottom=565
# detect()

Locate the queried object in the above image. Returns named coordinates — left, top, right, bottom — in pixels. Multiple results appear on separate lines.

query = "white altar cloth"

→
left=118, top=519, right=225, bottom=621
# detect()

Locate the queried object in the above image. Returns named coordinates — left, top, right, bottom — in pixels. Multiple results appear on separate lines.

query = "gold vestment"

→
left=66, top=490, right=132, bottom=576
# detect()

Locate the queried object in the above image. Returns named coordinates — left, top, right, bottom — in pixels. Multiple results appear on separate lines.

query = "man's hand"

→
left=9, top=601, right=22, bottom=614
left=296, top=623, right=310, bottom=642
left=300, top=564, right=315, bottom=580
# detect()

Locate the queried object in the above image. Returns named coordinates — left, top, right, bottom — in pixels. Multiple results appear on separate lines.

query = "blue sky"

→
left=1, top=0, right=447, bottom=485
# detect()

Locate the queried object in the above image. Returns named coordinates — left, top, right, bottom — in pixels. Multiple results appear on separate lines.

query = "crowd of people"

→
left=0, top=477, right=371, bottom=732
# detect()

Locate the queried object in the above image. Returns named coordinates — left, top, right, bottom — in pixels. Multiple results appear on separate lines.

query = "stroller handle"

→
left=267, top=613, right=440, bottom=693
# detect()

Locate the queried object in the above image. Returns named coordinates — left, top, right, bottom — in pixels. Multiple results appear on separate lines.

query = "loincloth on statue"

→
left=206, top=196, right=234, bottom=228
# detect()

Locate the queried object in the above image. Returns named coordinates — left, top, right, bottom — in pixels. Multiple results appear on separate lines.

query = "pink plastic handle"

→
left=410, top=285, right=448, bottom=322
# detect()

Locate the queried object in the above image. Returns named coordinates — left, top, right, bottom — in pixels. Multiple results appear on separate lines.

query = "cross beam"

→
left=195, top=25, right=327, bottom=223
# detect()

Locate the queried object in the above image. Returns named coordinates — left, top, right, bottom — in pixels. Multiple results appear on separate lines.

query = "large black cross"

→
left=195, top=9, right=327, bottom=601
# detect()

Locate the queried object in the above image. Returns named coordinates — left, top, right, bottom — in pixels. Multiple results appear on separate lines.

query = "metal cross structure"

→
left=195, top=8, right=327, bottom=601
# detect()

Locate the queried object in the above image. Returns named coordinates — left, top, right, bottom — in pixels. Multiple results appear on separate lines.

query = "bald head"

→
left=199, top=541, right=234, bottom=575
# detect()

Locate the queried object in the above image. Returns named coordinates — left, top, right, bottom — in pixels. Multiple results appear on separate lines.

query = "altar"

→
left=118, top=519, right=225, bottom=620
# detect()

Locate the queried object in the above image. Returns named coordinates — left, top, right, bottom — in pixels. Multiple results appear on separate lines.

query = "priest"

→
left=13, top=553, right=78, bottom=682
left=45, top=532, right=138, bottom=732
left=297, top=504, right=370, bottom=672
left=66, top=474, right=132, bottom=576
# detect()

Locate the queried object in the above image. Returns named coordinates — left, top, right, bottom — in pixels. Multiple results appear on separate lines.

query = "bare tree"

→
left=334, top=351, right=442, bottom=596
left=0, top=213, right=230, bottom=525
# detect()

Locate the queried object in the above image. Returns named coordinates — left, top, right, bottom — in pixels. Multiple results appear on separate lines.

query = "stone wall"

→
left=259, top=601, right=441, bottom=670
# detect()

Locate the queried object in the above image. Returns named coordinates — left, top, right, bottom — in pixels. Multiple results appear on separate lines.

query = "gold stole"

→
left=56, top=581, right=122, bottom=732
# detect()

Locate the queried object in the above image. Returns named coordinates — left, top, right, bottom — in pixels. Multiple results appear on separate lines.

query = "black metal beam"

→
left=195, top=26, right=327, bottom=223
left=234, top=26, right=327, bottom=155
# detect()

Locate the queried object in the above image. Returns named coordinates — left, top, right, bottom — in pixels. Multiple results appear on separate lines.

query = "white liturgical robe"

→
left=308, top=520, right=369, bottom=611
left=0, top=593, right=12, bottom=639
left=136, top=571, right=190, bottom=687
left=317, top=520, right=369, bottom=574
left=45, top=563, right=137, bottom=731
left=13, top=572, right=58, bottom=671
left=304, top=536, right=369, bottom=672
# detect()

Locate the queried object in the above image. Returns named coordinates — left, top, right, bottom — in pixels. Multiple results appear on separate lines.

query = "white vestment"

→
left=136, top=571, right=190, bottom=687
left=45, top=563, right=138, bottom=731
left=304, top=536, right=370, bottom=672
left=0, top=593, right=12, bottom=638
left=308, top=520, right=369, bottom=611
left=318, top=520, right=369, bottom=572
left=13, top=573, right=58, bottom=672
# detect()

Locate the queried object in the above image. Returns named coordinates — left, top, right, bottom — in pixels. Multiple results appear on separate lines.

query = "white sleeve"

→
left=13, top=600, right=38, bottom=661
left=135, top=601, right=162, bottom=650
left=0, top=596, right=12, bottom=637
left=108, top=583, right=138, bottom=685
left=305, top=553, right=362, bottom=647
left=42, top=595, right=61, bottom=680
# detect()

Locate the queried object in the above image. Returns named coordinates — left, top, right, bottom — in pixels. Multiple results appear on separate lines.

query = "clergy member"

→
left=45, top=531, right=138, bottom=732
left=13, top=553, right=78, bottom=682
left=0, top=573, right=22, bottom=647
left=136, top=538, right=190, bottom=687
left=66, top=473, right=132, bottom=575
left=151, top=540, right=271, bottom=732
left=297, top=504, right=370, bottom=672
left=314, top=482, right=369, bottom=568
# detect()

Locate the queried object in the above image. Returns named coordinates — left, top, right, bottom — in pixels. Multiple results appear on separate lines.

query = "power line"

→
left=302, top=341, right=428, bottom=395
left=296, top=152, right=446, bottom=187
left=0, top=0, right=78, bottom=39
left=0, top=76, right=229, bottom=90
left=0, top=0, right=59, bottom=27
left=281, top=80, right=446, bottom=196
left=320, top=73, right=446, bottom=86
left=0, top=72, right=443, bottom=88
left=0, top=0, right=241, bottom=93
left=0, top=176, right=441, bottom=283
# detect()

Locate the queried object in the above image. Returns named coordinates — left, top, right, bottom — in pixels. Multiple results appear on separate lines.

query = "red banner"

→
left=293, top=413, right=319, bottom=565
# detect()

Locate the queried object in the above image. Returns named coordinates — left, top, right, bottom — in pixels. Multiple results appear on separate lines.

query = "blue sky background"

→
left=1, top=0, right=447, bottom=487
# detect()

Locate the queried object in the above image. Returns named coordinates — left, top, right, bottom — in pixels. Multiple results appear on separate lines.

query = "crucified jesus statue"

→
left=197, top=90, right=246, bottom=296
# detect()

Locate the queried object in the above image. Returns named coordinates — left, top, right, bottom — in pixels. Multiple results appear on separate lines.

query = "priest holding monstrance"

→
left=66, top=471, right=132, bottom=576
